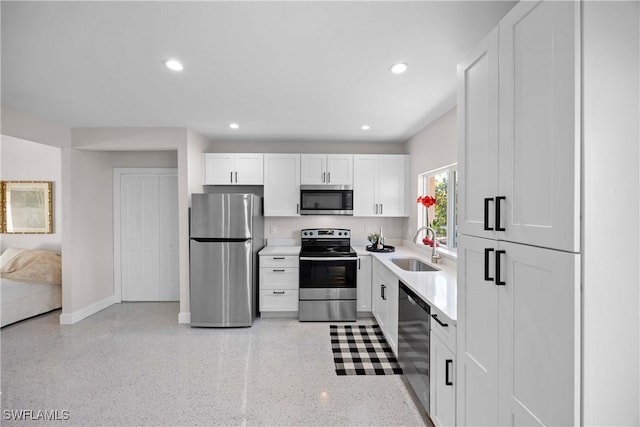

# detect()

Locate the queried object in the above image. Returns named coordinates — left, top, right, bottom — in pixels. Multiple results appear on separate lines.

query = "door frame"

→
left=113, top=168, right=178, bottom=303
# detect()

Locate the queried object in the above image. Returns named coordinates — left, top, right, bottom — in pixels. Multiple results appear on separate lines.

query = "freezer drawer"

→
left=190, top=239, right=254, bottom=327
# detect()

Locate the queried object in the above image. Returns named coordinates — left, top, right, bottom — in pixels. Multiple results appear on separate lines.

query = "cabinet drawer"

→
left=260, top=255, right=299, bottom=268
left=260, top=268, right=299, bottom=290
left=431, top=312, right=456, bottom=352
left=260, top=290, right=299, bottom=312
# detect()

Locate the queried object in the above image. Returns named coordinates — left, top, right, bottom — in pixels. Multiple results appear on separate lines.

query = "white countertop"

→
left=354, top=243, right=457, bottom=324
left=258, top=245, right=301, bottom=256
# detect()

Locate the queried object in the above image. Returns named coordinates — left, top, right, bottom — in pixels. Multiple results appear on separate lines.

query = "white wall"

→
left=0, top=135, right=62, bottom=252
left=1, top=107, right=71, bottom=149
left=62, top=128, right=189, bottom=323
left=405, top=107, right=458, bottom=241
left=582, top=2, right=639, bottom=425
left=61, top=149, right=178, bottom=320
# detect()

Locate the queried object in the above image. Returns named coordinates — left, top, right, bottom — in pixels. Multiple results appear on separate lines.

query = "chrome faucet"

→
left=412, top=226, right=441, bottom=264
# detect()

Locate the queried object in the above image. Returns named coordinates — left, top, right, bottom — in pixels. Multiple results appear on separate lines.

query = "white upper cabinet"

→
left=353, top=154, right=408, bottom=217
left=498, top=0, right=580, bottom=252
left=300, top=154, right=353, bottom=186
left=263, top=154, right=301, bottom=216
left=457, top=27, right=500, bottom=241
left=458, top=0, right=579, bottom=253
left=203, top=153, right=264, bottom=185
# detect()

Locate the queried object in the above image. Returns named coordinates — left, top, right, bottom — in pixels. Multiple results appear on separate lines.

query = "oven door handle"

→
left=299, top=257, right=359, bottom=261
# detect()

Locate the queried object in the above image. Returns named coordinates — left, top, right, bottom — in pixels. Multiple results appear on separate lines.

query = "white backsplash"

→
left=264, top=216, right=407, bottom=243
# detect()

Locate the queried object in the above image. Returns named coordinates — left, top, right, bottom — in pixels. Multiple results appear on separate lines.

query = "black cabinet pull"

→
left=495, top=250, right=506, bottom=286
left=484, top=248, right=494, bottom=281
left=358, top=258, right=361, bottom=269
left=272, top=269, right=285, bottom=272
left=381, top=284, right=386, bottom=300
left=230, top=172, right=233, bottom=183
left=272, top=291, right=285, bottom=295
left=495, top=196, right=506, bottom=231
left=273, top=257, right=285, bottom=260
left=484, top=198, right=494, bottom=231
left=235, top=171, right=238, bottom=183
left=431, top=314, right=448, bottom=328
left=445, top=359, right=453, bottom=386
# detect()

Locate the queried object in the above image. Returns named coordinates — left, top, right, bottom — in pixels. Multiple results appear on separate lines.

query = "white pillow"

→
left=0, top=247, right=26, bottom=268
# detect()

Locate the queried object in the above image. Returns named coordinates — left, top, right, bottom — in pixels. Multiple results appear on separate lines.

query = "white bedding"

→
left=1, top=248, right=62, bottom=327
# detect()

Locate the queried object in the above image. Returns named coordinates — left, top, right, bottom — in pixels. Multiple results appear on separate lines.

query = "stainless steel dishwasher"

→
left=398, top=282, right=430, bottom=414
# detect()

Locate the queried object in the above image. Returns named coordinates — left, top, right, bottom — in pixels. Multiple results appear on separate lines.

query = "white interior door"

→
left=117, top=169, right=179, bottom=301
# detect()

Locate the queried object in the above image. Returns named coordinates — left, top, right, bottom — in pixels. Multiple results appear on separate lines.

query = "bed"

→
left=1, top=247, right=62, bottom=327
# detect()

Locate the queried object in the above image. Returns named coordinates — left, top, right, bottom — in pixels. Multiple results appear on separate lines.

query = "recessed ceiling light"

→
left=390, top=62, right=408, bottom=74
left=229, top=123, right=239, bottom=129
left=361, top=125, right=371, bottom=131
left=165, top=59, right=183, bottom=72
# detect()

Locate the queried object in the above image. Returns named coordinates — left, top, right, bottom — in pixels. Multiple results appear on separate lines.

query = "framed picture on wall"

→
left=0, top=181, right=53, bottom=234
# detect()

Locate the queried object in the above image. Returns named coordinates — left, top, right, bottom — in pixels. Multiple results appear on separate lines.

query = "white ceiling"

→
left=1, top=1, right=515, bottom=143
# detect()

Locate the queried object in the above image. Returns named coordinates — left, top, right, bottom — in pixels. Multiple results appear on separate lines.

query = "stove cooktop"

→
left=299, top=228, right=356, bottom=257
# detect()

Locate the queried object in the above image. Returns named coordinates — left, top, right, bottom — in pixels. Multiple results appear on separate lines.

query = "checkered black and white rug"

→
left=330, top=324, right=403, bottom=375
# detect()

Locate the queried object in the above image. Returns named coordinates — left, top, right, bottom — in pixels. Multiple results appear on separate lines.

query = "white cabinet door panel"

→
left=203, top=153, right=234, bottom=185
left=353, top=155, right=377, bottom=216
left=376, top=155, right=407, bottom=217
left=499, top=0, right=580, bottom=252
left=264, top=154, right=300, bottom=216
left=456, top=235, right=499, bottom=427
left=431, top=332, right=456, bottom=427
left=300, top=154, right=326, bottom=185
left=356, top=256, right=372, bottom=312
left=497, top=241, right=580, bottom=427
left=234, top=153, right=264, bottom=185
left=457, top=27, right=499, bottom=240
left=326, top=154, right=353, bottom=185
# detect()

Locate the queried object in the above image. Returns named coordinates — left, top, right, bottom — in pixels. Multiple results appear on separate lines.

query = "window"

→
left=417, top=164, right=457, bottom=250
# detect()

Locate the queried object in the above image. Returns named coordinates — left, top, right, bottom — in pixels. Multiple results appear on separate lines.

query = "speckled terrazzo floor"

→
left=1, top=303, right=429, bottom=426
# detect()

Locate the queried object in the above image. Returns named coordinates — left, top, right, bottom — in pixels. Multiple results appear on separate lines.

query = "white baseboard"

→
left=59, top=295, right=116, bottom=325
left=178, top=312, right=191, bottom=324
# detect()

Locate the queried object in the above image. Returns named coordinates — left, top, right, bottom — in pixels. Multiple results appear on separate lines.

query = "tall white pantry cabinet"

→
left=456, top=1, right=639, bottom=427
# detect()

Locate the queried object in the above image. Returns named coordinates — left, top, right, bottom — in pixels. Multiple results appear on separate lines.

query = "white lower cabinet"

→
left=259, top=255, right=299, bottom=314
left=430, top=328, right=456, bottom=427
left=371, top=258, right=398, bottom=355
left=356, top=255, right=372, bottom=313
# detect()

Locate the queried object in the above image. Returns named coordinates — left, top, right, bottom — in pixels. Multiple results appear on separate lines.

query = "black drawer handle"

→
left=381, top=284, right=386, bottom=300
left=272, top=291, right=285, bottom=295
left=272, top=269, right=285, bottom=272
left=484, top=248, right=494, bottom=281
left=495, top=249, right=506, bottom=286
left=495, top=196, right=506, bottom=231
left=484, top=197, right=494, bottom=231
left=431, top=314, right=448, bottom=328
left=445, top=359, right=453, bottom=386
left=273, top=257, right=285, bottom=260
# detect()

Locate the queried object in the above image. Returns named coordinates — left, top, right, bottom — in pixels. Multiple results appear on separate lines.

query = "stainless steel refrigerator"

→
left=189, top=193, right=264, bottom=327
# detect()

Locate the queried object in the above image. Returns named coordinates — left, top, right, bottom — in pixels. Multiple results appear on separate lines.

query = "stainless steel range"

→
left=298, top=228, right=357, bottom=322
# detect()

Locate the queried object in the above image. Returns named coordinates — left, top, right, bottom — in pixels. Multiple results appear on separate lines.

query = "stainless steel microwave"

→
left=300, top=185, right=353, bottom=215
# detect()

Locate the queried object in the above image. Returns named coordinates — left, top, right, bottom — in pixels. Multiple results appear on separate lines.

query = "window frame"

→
left=417, top=163, right=458, bottom=254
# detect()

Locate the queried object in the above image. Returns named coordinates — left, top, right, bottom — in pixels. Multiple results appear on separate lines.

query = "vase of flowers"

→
left=416, top=195, right=439, bottom=247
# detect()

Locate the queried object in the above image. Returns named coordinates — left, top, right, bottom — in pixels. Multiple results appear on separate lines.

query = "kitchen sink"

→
left=391, top=258, right=440, bottom=272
